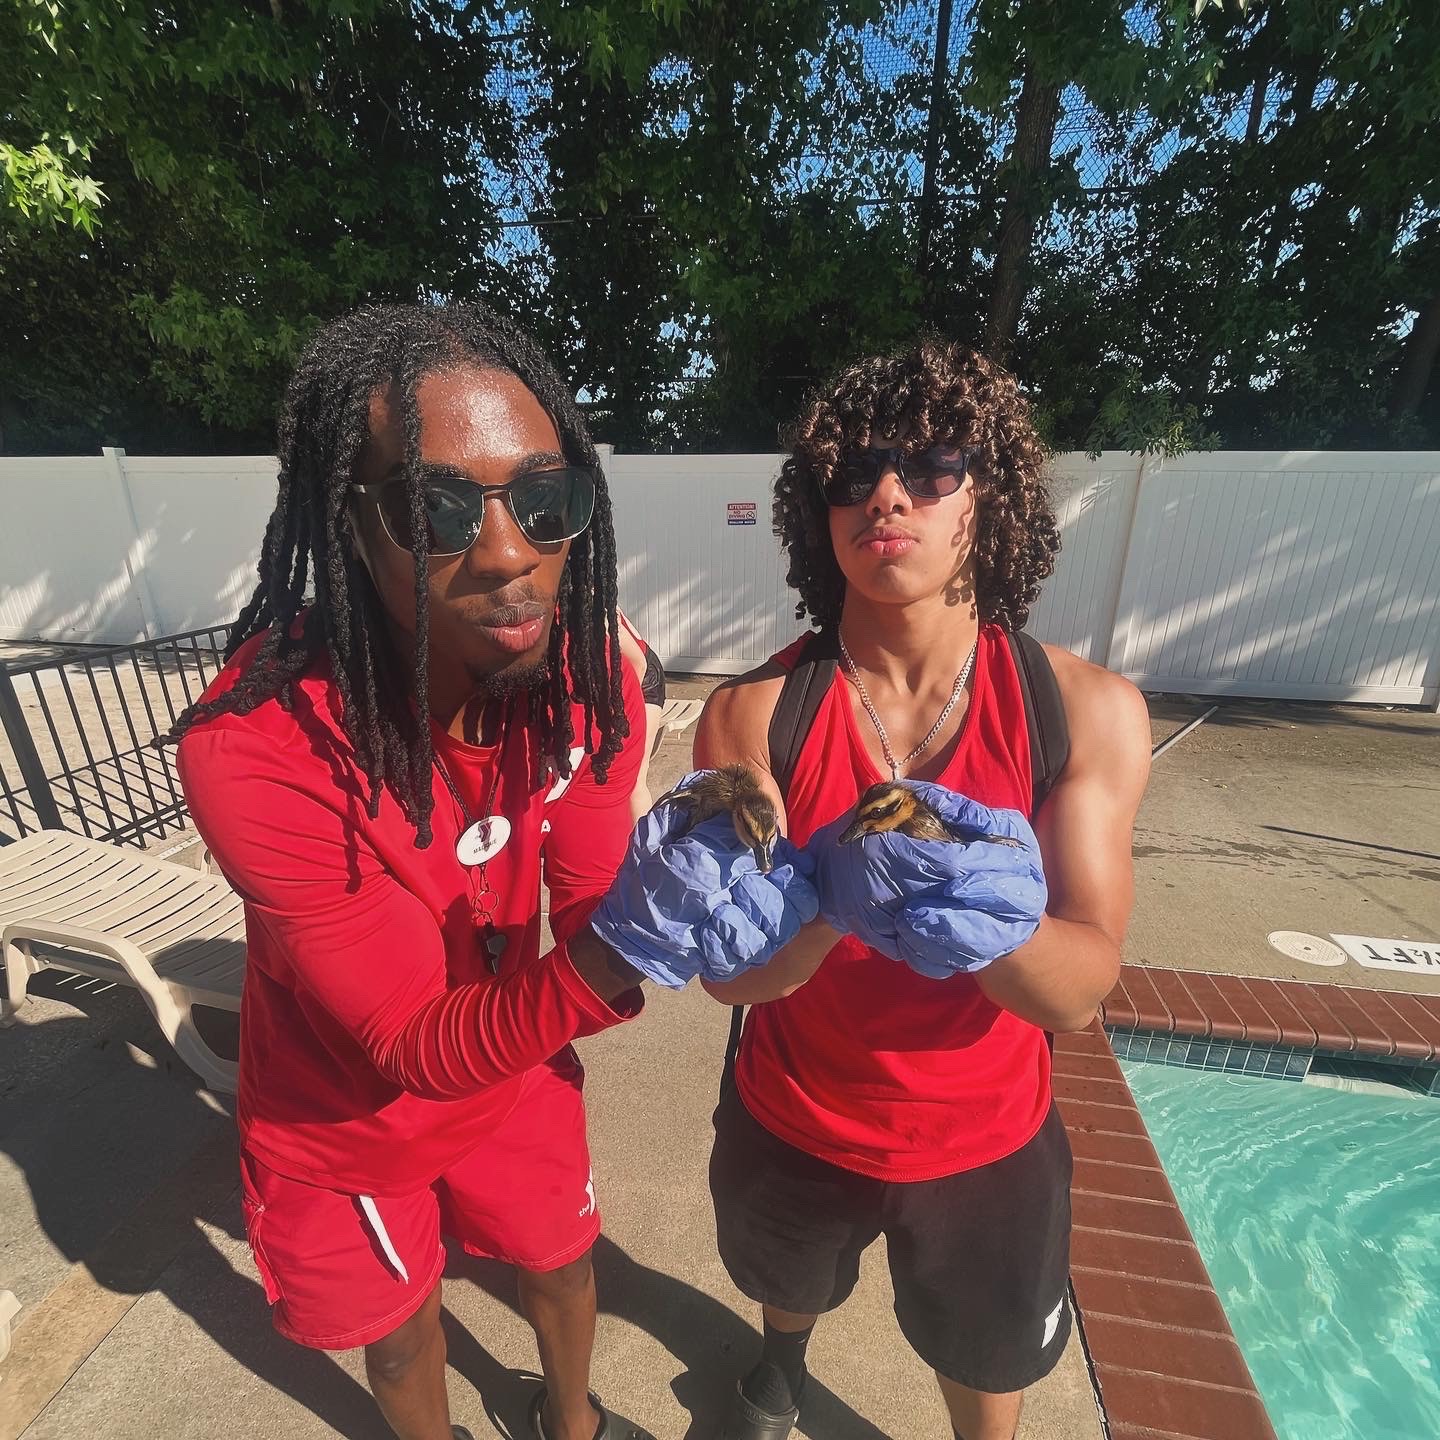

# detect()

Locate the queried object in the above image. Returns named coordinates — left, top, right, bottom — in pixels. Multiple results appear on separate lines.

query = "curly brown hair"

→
left=773, top=337, right=1059, bottom=631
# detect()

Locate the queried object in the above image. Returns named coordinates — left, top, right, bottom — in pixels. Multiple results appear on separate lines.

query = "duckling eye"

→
left=742, top=802, right=776, bottom=836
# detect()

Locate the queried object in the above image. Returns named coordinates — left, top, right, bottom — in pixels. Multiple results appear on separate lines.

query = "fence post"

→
left=1103, top=451, right=1157, bottom=675
left=103, top=445, right=161, bottom=640
left=0, top=666, right=64, bottom=831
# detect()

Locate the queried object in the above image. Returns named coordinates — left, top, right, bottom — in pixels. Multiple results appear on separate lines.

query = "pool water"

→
left=1120, top=1061, right=1440, bottom=1440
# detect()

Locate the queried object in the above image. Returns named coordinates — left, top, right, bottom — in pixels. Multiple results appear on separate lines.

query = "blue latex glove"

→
left=809, top=780, right=1046, bottom=979
left=590, top=771, right=820, bottom=989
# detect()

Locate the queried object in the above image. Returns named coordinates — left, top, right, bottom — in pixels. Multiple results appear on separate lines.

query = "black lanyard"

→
left=432, top=704, right=510, bottom=971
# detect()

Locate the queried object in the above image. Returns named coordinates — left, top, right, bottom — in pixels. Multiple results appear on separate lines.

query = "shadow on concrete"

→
left=3, top=978, right=887, bottom=1440
left=0, top=986, right=390, bottom=1437
left=452, top=1242, right=890, bottom=1440
left=1258, top=825, right=1440, bottom=864
left=1157, top=697, right=1440, bottom=739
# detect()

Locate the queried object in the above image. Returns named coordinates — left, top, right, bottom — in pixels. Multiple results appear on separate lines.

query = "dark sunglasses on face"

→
left=820, top=445, right=971, bottom=508
left=353, top=464, right=597, bottom=556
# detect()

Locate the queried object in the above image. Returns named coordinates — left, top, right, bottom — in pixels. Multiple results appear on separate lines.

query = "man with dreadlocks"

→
left=172, top=302, right=816, bottom=1440
left=694, top=340, right=1152, bottom=1440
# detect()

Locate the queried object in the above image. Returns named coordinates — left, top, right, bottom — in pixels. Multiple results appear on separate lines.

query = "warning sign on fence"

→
left=727, top=501, right=757, bottom=526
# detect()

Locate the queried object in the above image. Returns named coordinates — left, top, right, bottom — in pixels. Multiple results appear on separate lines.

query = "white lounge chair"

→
left=657, top=697, right=705, bottom=738
left=0, top=831, right=244, bottom=1093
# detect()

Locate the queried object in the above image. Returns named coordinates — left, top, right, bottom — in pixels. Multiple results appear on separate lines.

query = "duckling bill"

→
left=839, top=780, right=1025, bottom=848
left=661, top=764, right=781, bottom=871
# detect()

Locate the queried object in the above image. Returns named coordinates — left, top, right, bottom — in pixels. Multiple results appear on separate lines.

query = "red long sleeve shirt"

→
left=178, top=631, right=646, bottom=1195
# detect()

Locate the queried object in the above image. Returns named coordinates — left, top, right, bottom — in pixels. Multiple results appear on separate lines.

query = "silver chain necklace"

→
left=839, top=634, right=977, bottom=781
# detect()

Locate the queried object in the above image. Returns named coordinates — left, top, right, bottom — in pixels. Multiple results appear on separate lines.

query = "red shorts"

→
left=239, top=1053, right=599, bottom=1350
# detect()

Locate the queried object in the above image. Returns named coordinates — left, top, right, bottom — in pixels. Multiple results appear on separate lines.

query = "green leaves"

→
left=0, top=139, right=105, bottom=233
left=2, top=0, right=1434, bottom=456
left=1, top=0, right=514, bottom=450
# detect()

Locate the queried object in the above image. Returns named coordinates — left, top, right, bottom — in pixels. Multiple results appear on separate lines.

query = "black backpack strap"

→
left=1005, top=627, right=1070, bottom=816
left=722, top=630, right=840, bottom=1099
left=765, top=629, right=841, bottom=797
left=721, top=1005, right=746, bottom=1100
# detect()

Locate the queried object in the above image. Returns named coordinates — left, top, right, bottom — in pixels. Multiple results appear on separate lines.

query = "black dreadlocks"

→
left=165, top=302, right=628, bottom=848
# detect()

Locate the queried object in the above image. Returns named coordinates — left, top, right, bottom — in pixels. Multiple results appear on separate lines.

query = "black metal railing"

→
left=0, top=626, right=231, bottom=848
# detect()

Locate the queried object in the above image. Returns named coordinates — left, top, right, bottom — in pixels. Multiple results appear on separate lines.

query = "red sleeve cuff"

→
left=552, top=937, right=645, bottom=1037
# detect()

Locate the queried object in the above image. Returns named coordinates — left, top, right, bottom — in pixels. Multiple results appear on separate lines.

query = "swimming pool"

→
left=1120, top=1060, right=1440, bottom=1440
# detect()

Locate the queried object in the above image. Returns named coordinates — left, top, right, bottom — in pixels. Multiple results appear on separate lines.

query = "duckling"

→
left=839, top=780, right=1026, bottom=848
left=660, top=764, right=780, bottom=872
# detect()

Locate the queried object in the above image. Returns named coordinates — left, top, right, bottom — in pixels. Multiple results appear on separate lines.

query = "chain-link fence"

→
left=480, top=2, right=1278, bottom=267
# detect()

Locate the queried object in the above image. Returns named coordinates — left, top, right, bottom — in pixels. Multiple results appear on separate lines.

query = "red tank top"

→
left=735, top=623, right=1053, bottom=1181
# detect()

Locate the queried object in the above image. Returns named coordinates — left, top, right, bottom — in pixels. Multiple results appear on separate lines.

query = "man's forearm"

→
left=702, top=918, right=841, bottom=1005
left=567, top=926, right=646, bottom=1005
left=369, top=934, right=642, bottom=1098
left=974, top=913, right=1120, bottom=1032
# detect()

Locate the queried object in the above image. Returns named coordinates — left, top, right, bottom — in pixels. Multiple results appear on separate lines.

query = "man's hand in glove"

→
left=590, top=771, right=820, bottom=989
left=808, top=781, right=1046, bottom=979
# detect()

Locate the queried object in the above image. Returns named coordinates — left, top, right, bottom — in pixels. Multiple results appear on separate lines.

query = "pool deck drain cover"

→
left=1268, top=930, right=1348, bottom=966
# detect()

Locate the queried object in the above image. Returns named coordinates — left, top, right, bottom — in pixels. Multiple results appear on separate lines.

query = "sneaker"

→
left=715, top=1365, right=806, bottom=1440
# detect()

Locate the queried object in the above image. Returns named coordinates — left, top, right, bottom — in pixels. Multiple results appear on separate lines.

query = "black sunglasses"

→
left=819, top=446, right=971, bottom=508
left=353, top=465, right=597, bottom=556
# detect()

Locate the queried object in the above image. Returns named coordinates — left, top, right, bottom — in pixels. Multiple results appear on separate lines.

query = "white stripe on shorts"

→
left=358, top=1195, right=411, bottom=1284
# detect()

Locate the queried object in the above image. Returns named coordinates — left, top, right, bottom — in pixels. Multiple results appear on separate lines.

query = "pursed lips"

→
left=466, top=597, right=551, bottom=653
left=476, top=599, right=548, bottom=628
left=856, top=523, right=913, bottom=542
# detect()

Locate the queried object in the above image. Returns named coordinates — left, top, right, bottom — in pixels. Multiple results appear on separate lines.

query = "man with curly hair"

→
left=694, top=339, right=1152, bottom=1440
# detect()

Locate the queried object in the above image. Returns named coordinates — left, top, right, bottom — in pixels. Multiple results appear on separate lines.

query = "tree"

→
left=4, top=1, right=1434, bottom=456
left=960, top=0, right=1236, bottom=403
left=524, top=0, right=920, bottom=450
left=1093, top=0, right=1440, bottom=448
left=1, top=1, right=520, bottom=452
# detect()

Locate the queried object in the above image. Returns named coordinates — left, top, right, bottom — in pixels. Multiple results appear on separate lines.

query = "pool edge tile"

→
left=1366, top=990, right=1436, bottom=1061
left=1279, top=981, right=1357, bottom=1052
left=1212, top=975, right=1284, bottom=1044
left=1092, top=1365, right=1279, bottom=1440
left=1150, top=968, right=1211, bottom=1037
left=1181, top=973, right=1248, bottom=1042
left=1246, top=976, right=1319, bottom=1049
left=1123, top=966, right=1175, bottom=1032
left=1105, top=977, right=1142, bottom=1031
left=1080, top=1314, right=1255, bottom=1391
left=1104, top=966, right=1440, bottom=1066
left=1318, top=984, right=1396, bottom=1056
left=1064, top=1026, right=1279, bottom=1440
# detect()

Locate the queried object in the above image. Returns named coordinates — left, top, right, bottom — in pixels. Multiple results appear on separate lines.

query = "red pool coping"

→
left=1057, top=1024, right=1279, bottom=1440
left=1065, top=964, right=1440, bottom=1436
left=1102, top=964, right=1440, bottom=1060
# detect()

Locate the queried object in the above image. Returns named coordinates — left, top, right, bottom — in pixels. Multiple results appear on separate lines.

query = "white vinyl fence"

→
left=0, top=449, right=276, bottom=645
left=2, top=448, right=1437, bottom=705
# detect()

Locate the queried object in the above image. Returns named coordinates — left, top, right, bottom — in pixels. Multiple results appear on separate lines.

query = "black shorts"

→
left=709, top=1087, right=1073, bottom=1393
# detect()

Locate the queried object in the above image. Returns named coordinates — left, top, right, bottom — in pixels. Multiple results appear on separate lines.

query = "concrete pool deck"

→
left=0, top=978, right=1102, bottom=1440
left=2, top=680, right=1435, bottom=1438
left=1134, top=697, right=1439, bottom=995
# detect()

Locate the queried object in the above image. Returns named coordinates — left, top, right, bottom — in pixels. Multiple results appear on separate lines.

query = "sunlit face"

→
left=350, top=364, right=572, bottom=693
left=826, top=431, right=977, bottom=609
